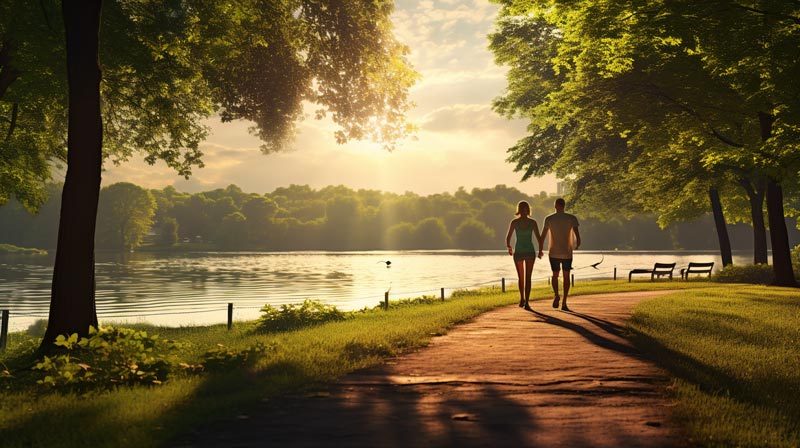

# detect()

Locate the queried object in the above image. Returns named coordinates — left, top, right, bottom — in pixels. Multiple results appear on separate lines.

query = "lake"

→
left=0, top=250, right=754, bottom=332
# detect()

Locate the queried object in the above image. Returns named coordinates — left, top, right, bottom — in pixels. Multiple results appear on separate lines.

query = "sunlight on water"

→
left=0, top=250, right=753, bottom=332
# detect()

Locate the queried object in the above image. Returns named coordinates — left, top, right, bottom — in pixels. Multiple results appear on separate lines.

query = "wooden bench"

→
left=628, top=262, right=676, bottom=282
left=680, top=262, right=714, bottom=280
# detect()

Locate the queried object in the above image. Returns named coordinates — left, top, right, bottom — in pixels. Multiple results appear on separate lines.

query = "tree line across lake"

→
left=1, top=183, right=796, bottom=254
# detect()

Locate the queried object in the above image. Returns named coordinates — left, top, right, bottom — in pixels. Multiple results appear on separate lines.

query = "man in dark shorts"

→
left=539, top=198, right=581, bottom=311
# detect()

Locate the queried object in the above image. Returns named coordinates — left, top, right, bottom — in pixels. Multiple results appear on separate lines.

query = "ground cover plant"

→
left=630, top=285, right=800, bottom=447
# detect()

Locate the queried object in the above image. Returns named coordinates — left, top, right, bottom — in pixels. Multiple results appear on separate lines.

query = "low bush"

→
left=255, top=299, right=348, bottom=332
left=792, top=244, right=800, bottom=273
left=199, top=342, right=274, bottom=373
left=33, top=326, right=181, bottom=391
left=712, top=263, right=774, bottom=284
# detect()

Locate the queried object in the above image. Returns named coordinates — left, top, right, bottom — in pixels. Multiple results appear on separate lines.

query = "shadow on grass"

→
left=627, top=323, right=800, bottom=426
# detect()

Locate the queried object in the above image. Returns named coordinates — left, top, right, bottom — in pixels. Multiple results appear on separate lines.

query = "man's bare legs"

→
left=551, top=269, right=571, bottom=310
left=561, top=269, right=571, bottom=311
left=551, top=270, right=560, bottom=308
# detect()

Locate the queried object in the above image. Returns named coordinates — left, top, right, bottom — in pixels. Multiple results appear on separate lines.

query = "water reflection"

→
left=0, top=250, right=753, bottom=331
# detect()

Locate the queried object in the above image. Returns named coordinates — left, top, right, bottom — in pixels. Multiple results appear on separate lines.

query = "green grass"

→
left=0, top=243, right=47, bottom=255
left=629, top=285, right=800, bottom=447
left=0, top=279, right=794, bottom=447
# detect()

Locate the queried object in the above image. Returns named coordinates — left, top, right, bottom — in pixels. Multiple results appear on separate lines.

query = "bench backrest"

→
left=687, top=262, right=714, bottom=270
left=653, top=262, right=676, bottom=273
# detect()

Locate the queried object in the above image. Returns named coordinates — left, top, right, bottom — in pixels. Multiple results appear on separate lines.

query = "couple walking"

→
left=505, top=198, right=581, bottom=311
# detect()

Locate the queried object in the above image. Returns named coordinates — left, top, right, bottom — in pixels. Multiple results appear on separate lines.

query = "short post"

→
left=1, top=310, right=9, bottom=351
left=227, top=303, right=233, bottom=331
left=384, top=291, right=389, bottom=310
left=613, top=266, right=617, bottom=281
left=501, top=277, right=505, bottom=293
left=441, top=287, right=445, bottom=301
left=571, top=273, right=574, bottom=285
left=547, top=277, right=551, bottom=286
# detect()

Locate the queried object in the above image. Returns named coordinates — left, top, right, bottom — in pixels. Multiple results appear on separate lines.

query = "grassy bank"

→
left=0, top=243, right=47, bottom=256
left=630, top=285, right=800, bottom=447
left=2, top=280, right=794, bottom=447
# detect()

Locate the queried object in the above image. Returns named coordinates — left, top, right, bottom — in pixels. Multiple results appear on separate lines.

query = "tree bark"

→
left=737, top=177, right=768, bottom=264
left=709, top=187, right=733, bottom=267
left=41, top=0, right=103, bottom=348
left=765, top=179, right=798, bottom=287
left=758, top=111, right=798, bottom=287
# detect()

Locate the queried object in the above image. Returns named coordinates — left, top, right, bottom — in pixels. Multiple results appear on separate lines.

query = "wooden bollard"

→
left=227, top=303, right=233, bottom=331
left=441, top=288, right=445, bottom=301
left=614, top=267, right=617, bottom=281
left=501, top=277, right=505, bottom=292
left=384, top=291, right=389, bottom=310
left=1, top=310, right=9, bottom=351
left=571, top=273, right=574, bottom=285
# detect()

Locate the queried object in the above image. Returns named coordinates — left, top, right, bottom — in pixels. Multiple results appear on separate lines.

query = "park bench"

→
left=628, top=262, right=676, bottom=282
left=680, top=262, right=714, bottom=280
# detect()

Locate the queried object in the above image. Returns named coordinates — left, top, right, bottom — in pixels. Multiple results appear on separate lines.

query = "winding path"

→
left=174, top=290, right=689, bottom=447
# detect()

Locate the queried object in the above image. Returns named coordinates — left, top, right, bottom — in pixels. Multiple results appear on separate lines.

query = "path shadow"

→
left=527, top=309, right=641, bottom=357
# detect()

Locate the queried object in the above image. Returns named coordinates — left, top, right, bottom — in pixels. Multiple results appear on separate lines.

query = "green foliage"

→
left=96, top=182, right=156, bottom=251
left=3, top=182, right=793, bottom=251
left=793, top=244, right=800, bottom=273
left=0, top=243, right=46, bottom=255
left=199, top=342, right=274, bottom=373
left=712, top=264, right=775, bottom=285
left=255, top=299, right=348, bottom=333
left=33, top=326, right=179, bottom=391
left=455, top=218, right=496, bottom=249
left=488, top=0, right=800, bottom=250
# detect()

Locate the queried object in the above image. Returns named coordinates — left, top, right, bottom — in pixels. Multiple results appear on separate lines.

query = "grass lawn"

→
left=1, top=280, right=797, bottom=447
left=629, top=284, right=800, bottom=448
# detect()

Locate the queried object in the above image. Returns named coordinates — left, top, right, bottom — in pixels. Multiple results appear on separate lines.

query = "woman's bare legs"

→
left=524, top=258, right=534, bottom=307
left=514, top=259, right=525, bottom=306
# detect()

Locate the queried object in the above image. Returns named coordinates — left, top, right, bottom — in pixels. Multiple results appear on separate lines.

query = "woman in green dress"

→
left=505, top=201, right=543, bottom=310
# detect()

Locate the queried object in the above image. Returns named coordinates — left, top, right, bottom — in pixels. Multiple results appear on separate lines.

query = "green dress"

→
left=514, top=220, right=536, bottom=261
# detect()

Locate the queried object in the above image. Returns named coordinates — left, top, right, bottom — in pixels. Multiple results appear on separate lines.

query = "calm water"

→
left=0, top=250, right=753, bottom=332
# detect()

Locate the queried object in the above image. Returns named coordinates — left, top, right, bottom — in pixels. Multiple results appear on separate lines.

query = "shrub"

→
left=255, top=299, right=348, bottom=332
left=712, top=264, right=774, bottom=285
left=33, top=326, right=181, bottom=391
left=199, top=342, right=274, bottom=373
left=792, top=244, right=800, bottom=274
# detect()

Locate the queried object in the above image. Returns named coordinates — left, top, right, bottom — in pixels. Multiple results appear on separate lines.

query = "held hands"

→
left=538, top=249, right=544, bottom=259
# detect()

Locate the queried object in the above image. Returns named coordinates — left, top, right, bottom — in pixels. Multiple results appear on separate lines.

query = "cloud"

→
left=421, top=104, right=527, bottom=135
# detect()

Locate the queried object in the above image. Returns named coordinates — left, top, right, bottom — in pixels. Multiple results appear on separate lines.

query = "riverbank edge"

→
left=0, top=281, right=751, bottom=448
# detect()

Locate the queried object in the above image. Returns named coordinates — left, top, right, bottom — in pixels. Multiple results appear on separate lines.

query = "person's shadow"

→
left=526, top=308, right=641, bottom=357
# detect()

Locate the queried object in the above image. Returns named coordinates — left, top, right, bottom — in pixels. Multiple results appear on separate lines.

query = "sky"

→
left=102, top=0, right=557, bottom=197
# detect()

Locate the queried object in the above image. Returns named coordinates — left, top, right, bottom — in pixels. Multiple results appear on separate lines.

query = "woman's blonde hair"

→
left=515, top=201, right=530, bottom=217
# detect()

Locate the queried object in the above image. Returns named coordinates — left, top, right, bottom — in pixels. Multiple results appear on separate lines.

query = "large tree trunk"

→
left=709, top=187, right=733, bottom=267
left=765, top=179, right=798, bottom=287
left=41, top=0, right=104, bottom=348
left=758, top=111, right=797, bottom=287
left=737, top=177, right=768, bottom=264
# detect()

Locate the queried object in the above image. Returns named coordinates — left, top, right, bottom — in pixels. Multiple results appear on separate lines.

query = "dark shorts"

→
left=549, top=257, right=573, bottom=272
left=513, top=252, right=536, bottom=262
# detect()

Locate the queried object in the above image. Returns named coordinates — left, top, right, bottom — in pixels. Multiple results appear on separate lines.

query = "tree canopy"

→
left=1, top=0, right=418, bottom=209
left=489, top=0, right=800, bottom=284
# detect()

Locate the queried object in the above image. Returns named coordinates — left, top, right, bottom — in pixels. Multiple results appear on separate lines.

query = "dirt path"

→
left=173, top=290, right=689, bottom=447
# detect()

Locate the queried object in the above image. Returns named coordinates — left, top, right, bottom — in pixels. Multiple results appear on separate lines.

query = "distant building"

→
left=557, top=181, right=571, bottom=196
